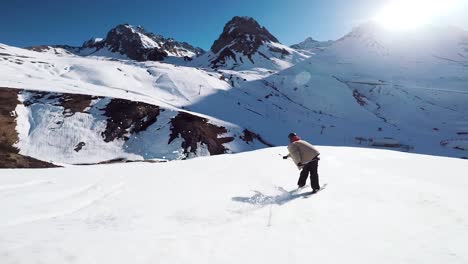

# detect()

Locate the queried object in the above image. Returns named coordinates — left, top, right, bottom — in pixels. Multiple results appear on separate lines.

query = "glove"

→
left=283, top=156, right=288, bottom=159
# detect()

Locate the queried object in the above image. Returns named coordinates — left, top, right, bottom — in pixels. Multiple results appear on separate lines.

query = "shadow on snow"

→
left=232, top=187, right=314, bottom=207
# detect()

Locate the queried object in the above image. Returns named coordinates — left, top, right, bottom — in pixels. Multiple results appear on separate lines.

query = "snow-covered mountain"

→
left=1, top=146, right=467, bottom=263
left=290, top=37, right=333, bottom=51
left=194, top=22, right=468, bottom=158
left=194, top=16, right=309, bottom=71
left=243, top=22, right=468, bottom=151
left=1, top=18, right=467, bottom=167
left=28, top=24, right=204, bottom=62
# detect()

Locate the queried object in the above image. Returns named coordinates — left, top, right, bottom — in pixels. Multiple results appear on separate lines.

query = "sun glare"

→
left=373, top=0, right=458, bottom=31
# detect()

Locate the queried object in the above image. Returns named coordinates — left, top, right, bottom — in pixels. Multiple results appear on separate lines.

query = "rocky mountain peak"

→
left=33, top=24, right=204, bottom=62
left=211, top=16, right=279, bottom=54
left=290, top=37, right=333, bottom=50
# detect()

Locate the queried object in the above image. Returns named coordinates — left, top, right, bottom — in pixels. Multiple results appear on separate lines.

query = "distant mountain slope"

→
left=234, top=22, right=468, bottom=157
left=290, top=37, right=333, bottom=51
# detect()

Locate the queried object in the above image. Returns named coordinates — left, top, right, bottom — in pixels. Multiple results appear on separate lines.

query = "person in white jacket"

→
left=283, top=133, right=321, bottom=193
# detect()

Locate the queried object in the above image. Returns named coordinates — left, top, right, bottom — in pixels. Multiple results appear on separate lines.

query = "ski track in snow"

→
left=0, top=178, right=125, bottom=228
left=0, top=180, right=54, bottom=191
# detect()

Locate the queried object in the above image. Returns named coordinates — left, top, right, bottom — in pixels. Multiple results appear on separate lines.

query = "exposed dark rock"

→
left=268, top=46, right=290, bottom=55
left=211, top=48, right=238, bottom=66
left=0, top=152, right=60, bottom=169
left=22, top=91, right=49, bottom=106
left=212, top=16, right=278, bottom=54
left=0, top=88, right=21, bottom=150
left=22, top=91, right=96, bottom=117
left=74, top=142, right=86, bottom=152
left=169, top=112, right=234, bottom=155
left=103, top=24, right=168, bottom=61
left=353, top=90, right=368, bottom=106
left=0, top=87, right=59, bottom=168
left=59, top=94, right=96, bottom=117
left=101, top=99, right=161, bottom=142
left=210, top=16, right=282, bottom=67
left=81, top=38, right=105, bottom=49
left=240, top=129, right=274, bottom=147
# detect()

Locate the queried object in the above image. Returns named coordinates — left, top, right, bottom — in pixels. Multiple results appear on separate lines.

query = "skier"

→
left=283, top=133, right=321, bottom=193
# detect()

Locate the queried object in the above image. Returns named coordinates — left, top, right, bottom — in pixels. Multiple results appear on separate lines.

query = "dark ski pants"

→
left=298, top=159, right=320, bottom=190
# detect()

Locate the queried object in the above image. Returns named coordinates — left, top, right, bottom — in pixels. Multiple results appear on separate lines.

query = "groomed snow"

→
left=1, top=146, right=467, bottom=264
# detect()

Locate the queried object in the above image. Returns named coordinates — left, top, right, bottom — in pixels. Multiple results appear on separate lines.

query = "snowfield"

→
left=1, top=146, right=467, bottom=264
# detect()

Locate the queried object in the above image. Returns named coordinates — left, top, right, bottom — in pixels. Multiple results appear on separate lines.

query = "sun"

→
left=373, top=0, right=457, bottom=31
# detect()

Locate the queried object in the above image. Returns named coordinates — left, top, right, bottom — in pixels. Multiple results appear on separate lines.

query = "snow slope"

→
left=0, top=44, right=272, bottom=165
left=229, top=23, right=468, bottom=158
left=0, top=43, right=228, bottom=108
left=0, top=146, right=467, bottom=264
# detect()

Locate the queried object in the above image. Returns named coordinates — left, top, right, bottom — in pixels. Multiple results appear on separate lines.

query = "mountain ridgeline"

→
left=29, top=24, right=205, bottom=62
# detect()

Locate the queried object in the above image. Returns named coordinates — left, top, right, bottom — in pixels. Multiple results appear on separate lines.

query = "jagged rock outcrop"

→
left=201, top=16, right=309, bottom=69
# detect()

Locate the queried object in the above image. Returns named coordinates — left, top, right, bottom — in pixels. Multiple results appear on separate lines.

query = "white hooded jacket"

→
left=287, top=140, right=320, bottom=169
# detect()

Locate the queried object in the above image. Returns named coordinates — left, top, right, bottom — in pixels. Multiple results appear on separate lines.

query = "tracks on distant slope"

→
left=332, top=76, right=397, bottom=127
left=260, top=80, right=337, bottom=118
left=432, top=55, right=468, bottom=67
left=392, top=85, right=463, bottom=114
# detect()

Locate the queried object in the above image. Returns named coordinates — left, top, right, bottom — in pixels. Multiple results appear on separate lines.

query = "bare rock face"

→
left=85, top=24, right=168, bottom=61
left=240, top=129, right=274, bottom=147
left=0, top=88, right=59, bottom=168
left=169, top=112, right=234, bottom=155
left=101, top=99, right=161, bottom=142
left=210, top=16, right=286, bottom=66
left=102, top=25, right=205, bottom=60
left=211, top=16, right=279, bottom=54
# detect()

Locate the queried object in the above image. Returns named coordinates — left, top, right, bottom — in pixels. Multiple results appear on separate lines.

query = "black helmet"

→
left=288, top=132, right=297, bottom=139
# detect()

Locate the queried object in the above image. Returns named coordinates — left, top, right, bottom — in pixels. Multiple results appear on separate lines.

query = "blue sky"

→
left=1, top=0, right=467, bottom=50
